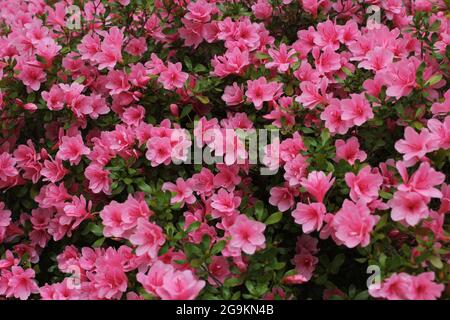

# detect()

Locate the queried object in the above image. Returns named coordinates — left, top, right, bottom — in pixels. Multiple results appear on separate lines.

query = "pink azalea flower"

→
left=372, top=272, right=444, bottom=300
left=345, top=166, right=383, bottom=203
left=222, top=82, right=245, bottom=106
left=41, top=157, right=68, bottom=183
left=266, top=44, right=298, bottom=73
left=297, top=78, right=331, bottom=109
left=332, top=199, right=380, bottom=248
left=334, top=137, right=367, bottom=165
left=95, top=27, right=124, bottom=70
left=129, top=218, right=165, bottom=259
left=358, top=47, right=394, bottom=71
left=211, top=188, right=241, bottom=218
left=84, top=163, right=112, bottom=194
left=292, top=202, right=326, bottom=233
left=212, top=47, right=250, bottom=77
left=395, top=127, right=440, bottom=161
left=57, top=134, right=90, bottom=166
left=397, top=161, right=445, bottom=199
left=0, top=152, right=18, bottom=182
left=427, top=116, right=450, bottom=149
left=146, top=136, right=172, bottom=166
left=312, top=46, right=341, bottom=74
left=189, top=168, right=215, bottom=196
left=341, top=94, right=374, bottom=126
left=300, top=171, right=335, bottom=203
left=228, top=214, right=266, bottom=254
left=252, top=0, right=273, bottom=20
left=106, top=70, right=130, bottom=95
left=284, top=154, right=308, bottom=186
left=158, top=62, right=188, bottom=90
left=17, top=64, right=46, bottom=91
left=7, top=267, right=39, bottom=300
left=320, top=98, right=351, bottom=134
left=291, top=251, right=318, bottom=281
left=41, top=85, right=65, bottom=111
left=389, top=191, right=429, bottom=226
left=408, top=272, right=445, bottom=300
left=162, top=178, right=196, bottom=206
left=246, top=77, right=283, bottom=110
left=314, top=20, right=340, bottom=51
left=100, top=201, right=135, bottom=238
left=381, top=57, right=420, bottom=99
left=157, top=268, right=205, bottom=300
left=269, top=185, right=298, bottom=212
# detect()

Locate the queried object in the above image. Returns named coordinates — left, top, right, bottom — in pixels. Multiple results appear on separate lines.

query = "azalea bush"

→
left=0, top=0, right=449, bottom=301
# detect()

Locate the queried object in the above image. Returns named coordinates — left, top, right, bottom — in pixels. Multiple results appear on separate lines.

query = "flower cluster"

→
left=0, top=0, right=448, bottom=300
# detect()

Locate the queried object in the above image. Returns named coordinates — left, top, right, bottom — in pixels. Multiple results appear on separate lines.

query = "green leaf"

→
left=92, top=237, right=105, bottom=248
left=186, top=221, right=201, bottom=233
left=330, top=254, right=345, bottom=274
left=197, top=96, right=210, bottom=104
left=424, top=74, right=442, bottom=87
left=224, top=278, right=242, bottom=287
left=429, top=255, right=443, bottom=269
left=354, top=290, right=369, bottom=300
left=211, top=240, right=226, bottom=255
left=265, top=212, right=283, bottom=225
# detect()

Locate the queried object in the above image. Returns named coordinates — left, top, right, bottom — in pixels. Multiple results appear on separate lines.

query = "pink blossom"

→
left=228, top=214, right=266, bottom=254
left=300, top=171, right=335, bottom=203
left=292, top=251, right=318, bottom=281
left=95, top=27, right=124, bottom=70
left=332, top=199, right=380, bottom=248
left=125, top=37, right=147, bottom=56
left=381, top=57, right=420, bottom=99
left=320, top=98, right=352, bottom=134
left=314, top=20, right=340, bottom=51
left=427, top=116, right=450, bottom=149
left=106, top=70, right=130, bottom=95
left=397, top=161, right=445, bottom=199
left=269, top=185, right=298, bottom=212
left=358, top=47, right=394, bottom=71
left=335, top=137, right=367, bottom=165
left=17, top=64, right=46, bottom=91
left=57, top=134, right=90, bottom=165
left=409, top=272, right=445, bottom=300
left=211, top=188, right=241, bottom=218
left=156, top=268, right=205, bottom=300
left=395, top=127, right=440, bottom=161
left=189, top=168, right=215, bottom=196
left=252, top=0, right=273, bottom=20
left=146, top=136, right=172, bottom=166
left=246, top=77, right=283, bottom=110
left=389, top=191, right=429, bottom=226
left=158, top=62, right=188, bottom=90
left=84, top=163, right=112, bottom=194
left=212, top=47, right=250, bottom=77
left=100, top=201, right=134, bottom=238
left=313, top=47, right=341, bottom=74
left=41, top=157, right=68, bottom=183
left=292, top=202, right=326, bottom=233
left=372, top=272, right=444, bottom=300
left=266, top=44, right=298, bottom=73
left=345, top=166, right=383, bottom=203
left=42, top=85, right=65, bottom=111
left=341, top=94, right=374, bottom=126
left=162, top=178, right=196, bottom=206
left=130, top=218, right=165, bottom=259
left=7, top=267, right=39, bottom=300
left=185, top=0, right=216, bottom=23
left=284, top=155, right=308, bottom=186
left=222, top=82, right=245, bottom=106
left=0, top=152, right=18, bottom=182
